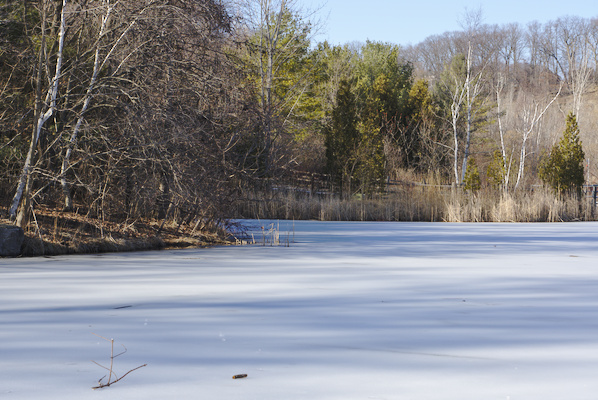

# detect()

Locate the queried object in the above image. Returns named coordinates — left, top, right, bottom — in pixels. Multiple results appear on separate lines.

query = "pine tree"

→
left=463, top=157, right=481, bottom=192
left=324, top=79, right=360, bottom=196
left=324, top=77, right=386, bottom=197
left=538, top=112, right=585, bottom=196
left=487, top=149, right=506, bottom=190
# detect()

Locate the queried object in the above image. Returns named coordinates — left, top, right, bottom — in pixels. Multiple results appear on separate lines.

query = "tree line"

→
left=1, top=1, right=595, bottom=231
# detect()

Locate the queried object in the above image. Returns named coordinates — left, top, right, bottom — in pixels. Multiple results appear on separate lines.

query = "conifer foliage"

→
left=463, top=157, right=481, bottom=192
left=538, top=113, right=585, bottom=196
left=486, top=150, right=507, bottom=190
left=324, top=79, right=360, bottom=196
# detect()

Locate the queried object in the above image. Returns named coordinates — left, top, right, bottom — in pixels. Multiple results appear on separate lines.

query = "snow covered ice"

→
left=2, top=221, right=598, bottom=399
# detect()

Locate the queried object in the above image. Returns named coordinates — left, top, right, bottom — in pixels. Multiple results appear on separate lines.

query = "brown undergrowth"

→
left=1, top=205, right=233, bottom=257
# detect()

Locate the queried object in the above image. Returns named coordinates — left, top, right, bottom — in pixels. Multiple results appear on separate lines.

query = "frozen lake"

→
left=2, top=221, right=598, bottom=399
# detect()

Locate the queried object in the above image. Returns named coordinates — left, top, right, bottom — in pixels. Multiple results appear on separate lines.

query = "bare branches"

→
left=1, top=0, right=250, bottom=229
left=91, top=333, right=147, bottom=390
left=514, top=83, right=563, bottom=190
left=9, top=0, right=68, bottom=224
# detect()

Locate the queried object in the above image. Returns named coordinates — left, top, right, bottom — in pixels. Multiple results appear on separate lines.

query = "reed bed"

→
left=233, top=186, right=598, bottom=222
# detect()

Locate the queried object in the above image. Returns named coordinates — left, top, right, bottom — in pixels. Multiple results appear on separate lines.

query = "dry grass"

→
left=234, top=186, right=598, bottom=222
left=444, top=188, right=595, bottom=222
left=234, top=186, right=445, bottom=221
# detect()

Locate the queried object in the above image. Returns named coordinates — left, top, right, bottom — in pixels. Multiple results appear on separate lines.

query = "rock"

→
left=0, top=224, right=24, bottom=257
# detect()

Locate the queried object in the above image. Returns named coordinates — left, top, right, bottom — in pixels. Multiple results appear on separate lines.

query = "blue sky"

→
left=305, top=0, right=597, bottom=46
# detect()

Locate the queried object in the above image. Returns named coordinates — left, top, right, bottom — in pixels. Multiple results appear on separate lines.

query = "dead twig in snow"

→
left=91, top=333, right=147, bottom=390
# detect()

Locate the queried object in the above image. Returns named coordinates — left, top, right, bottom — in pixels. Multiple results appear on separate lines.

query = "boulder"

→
left=0, top=224, right=24, bottom=257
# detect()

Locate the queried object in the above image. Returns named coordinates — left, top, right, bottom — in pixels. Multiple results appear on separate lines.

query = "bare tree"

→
left=412, top=34, right=452, bottom=82
left=59, top=0, right=154, bottom=211
left=494, top=74, right=511, bottom=190
left=588, top=18, right=598, bottom=85
left=9, top=0, right=67, bottom=225
left=514, top=84, right=562, bottom=190
left=497, top=23, right=524, bottom=78
left=2, top=0, right=255, bottom=234
left=437, top=49, right=483, bottom=186
left=565, top=18, right=593, bottom=117
left=541, top=17, right=592, bottom=116
left=240, top=0, right=321, bottom=177
left=438, top=54, right=467, bottom=184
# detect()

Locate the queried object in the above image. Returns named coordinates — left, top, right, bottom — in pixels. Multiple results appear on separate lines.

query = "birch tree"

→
left=513, top=84, right=562, bottom=190
left=9, top=0, right=67, bottom=225
left=494, top=75, right=509, bottom=190
left=437, top=48, right=485, bottom=186
left=447, top=61, right=467, bottom=185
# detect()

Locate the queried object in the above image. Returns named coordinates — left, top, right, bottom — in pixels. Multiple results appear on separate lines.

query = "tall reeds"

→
left=233, top=186, right=597, bottom=222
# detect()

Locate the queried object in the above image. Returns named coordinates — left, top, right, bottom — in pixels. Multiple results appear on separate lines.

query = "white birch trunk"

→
left=460, top=45, right=473, bottom=184
left=450, top=77, right=466, bottom=185
left=495, top=77, right=510, bottom=190
left=514, top=85, right=562, bottom=190
left=515, top=135, right=528, bottom=190
left=9, top=0, right=67, bottom=222
left=452, top=108, right=460, bottom=185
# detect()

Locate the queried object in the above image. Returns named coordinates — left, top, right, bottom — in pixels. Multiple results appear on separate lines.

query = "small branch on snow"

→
left=91, top=333, right=147, bottom=390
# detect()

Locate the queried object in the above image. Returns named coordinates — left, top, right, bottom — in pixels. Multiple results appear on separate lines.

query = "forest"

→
left=2, top=0, right=598, bottom=252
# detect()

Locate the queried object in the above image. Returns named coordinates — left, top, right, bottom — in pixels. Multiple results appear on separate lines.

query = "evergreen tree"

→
left=463, top=157, right=481, bottom=192
left=538, top=112, right=585, bottom=196
left=324, top=76, right=387, bottom=197
left=355, top=41, right=412, bottom=170
left=355, top=116, right=386, bottom=195
left=487, top=150, right=507, bottom=190
left=324, top=79, right=360, bottom=196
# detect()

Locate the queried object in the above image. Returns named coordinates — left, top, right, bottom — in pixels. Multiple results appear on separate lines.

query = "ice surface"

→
left=2, top=221, right=598, bottom=399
